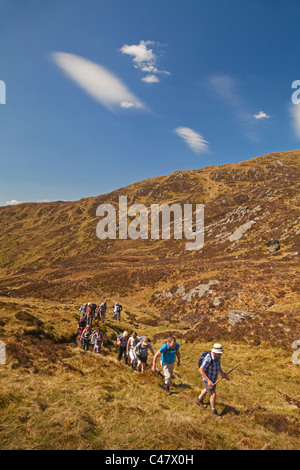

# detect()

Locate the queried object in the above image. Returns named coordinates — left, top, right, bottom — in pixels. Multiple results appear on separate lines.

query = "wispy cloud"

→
left=174, top=127, right=209, bottom=154
left=120, top=40, right=170, bottom=84
left=51, top=52, right=144, bottom=111
left=254, top=111, right=270, bottom=120
left=290, top=104, right=300, bottom=138
left=208, top=74, right=264, bottom=141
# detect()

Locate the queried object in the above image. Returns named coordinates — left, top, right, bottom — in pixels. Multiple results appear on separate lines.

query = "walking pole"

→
left=213, top=363, right=241, bottom=386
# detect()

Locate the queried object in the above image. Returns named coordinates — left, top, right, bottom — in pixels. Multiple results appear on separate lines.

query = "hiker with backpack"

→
left=78, top=316, right=87, bottom=347
left=134, top=336, right=154, bottom=373
left=80, top=325, right=92, bottom=351
left=117, top=330, right=129, bottom=364
left=196, top=344, right=229, bottom=418
left=85, top=303, right=94, bottom=328
left=152, top=337, right=180, bottom=395
left=91, top=326, right=103, bottom=354
left=126, top=332, right=139, bottom=370
left=113, top=303, right=122, bottom=321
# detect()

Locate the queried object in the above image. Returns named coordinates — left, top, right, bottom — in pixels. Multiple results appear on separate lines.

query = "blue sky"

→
left=1, top=0, right=300, bottom=206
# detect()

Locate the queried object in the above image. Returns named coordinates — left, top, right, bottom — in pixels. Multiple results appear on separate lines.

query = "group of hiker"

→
left=79, top=300, right=122, bottom=325
left=77, top=302, right=232, bottom=419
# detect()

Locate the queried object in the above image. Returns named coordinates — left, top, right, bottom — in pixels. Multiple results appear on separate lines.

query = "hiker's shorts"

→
left=161, top=361, right=174, bottom=385
left=204, top=382, right=216, bottom=394
left=137, top=354, right=147, bottom=365
left=128, top=350, right=137, bottom=364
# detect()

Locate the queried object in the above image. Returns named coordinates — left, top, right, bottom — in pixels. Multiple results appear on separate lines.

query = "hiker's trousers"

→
left=161, top=361, right=174, bottom=385
left=118, top=345, right=128, bottom=364
left=82, top=339, right=90, bottom=351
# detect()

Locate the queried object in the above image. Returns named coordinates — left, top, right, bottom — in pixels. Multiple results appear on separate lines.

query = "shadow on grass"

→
left=174, top=383, right=192, bottom=390
left=220, top=403, right=241, bottom=417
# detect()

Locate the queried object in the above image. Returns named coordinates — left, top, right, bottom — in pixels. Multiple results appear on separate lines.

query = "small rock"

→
left=213, top=297, right=225, bottom=308
left=175, top=285, right=186, bottom=296
left=266, top=240, right=280, bottom=253
left=162, top=290, right=173, bottom=298
left=182, top=284, right=212, bottom=302
left=228, top=220, right=256, bottom=242
left=229, top=309, right=257, bottom=326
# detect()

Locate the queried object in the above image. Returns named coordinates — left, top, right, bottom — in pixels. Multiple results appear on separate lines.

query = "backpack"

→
left=164, top=341, right=178, bottom=354
left=198, top=351, right=212, bottom=369
left=116, top=333, right=124, bottom=346
left=116, top=305, right=121, bottom=313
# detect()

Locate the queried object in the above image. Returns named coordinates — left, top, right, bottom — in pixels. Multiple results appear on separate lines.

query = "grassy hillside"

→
left=0, top=150, right=299, bottom=450
left=0, top=295, right=299, bottom=450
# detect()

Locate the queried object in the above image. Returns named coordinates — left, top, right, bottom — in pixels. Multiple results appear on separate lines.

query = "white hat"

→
left=212, top=343, right=224, bottom=355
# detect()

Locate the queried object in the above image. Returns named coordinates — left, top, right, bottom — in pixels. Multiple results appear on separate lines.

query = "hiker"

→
left=134, top=336, right=154, bottom=373
left=98, top=301, right=107, bottom=322
left=81, top=325, right=92, bottom=351
left=78, top=316, right=86, bottom=348
left=196, top=343, right=229, bottom=418
left=139, top=335, right=151, bottom=343
left=117, top=331, right=129, bottom=364
left=78, top=316, right=86, bottom=336
left=85, top=303, right=94, bottom=327
left=95, top=305, right=101, bottom=323
left=113, top=303, right=122, bottom=321
left=91, top=327, right=103, bottom=354
left=79, top=303, right=87, bottom=317
left=152, top=337, right=180, bottom=394
left=126, top=332, right=139, bottom=370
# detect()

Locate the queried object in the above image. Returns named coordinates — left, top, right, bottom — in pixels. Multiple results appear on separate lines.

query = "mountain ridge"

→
left=0, top=150, right=299, bottom=319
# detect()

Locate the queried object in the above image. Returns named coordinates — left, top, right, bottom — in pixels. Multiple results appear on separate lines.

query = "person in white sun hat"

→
left=196, top=343, right=229, bottom=418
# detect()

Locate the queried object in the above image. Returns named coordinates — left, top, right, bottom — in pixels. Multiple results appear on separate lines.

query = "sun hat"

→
left=212, top=343, right=224, bottom=355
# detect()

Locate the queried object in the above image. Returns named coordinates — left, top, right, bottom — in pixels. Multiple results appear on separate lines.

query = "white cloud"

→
left=51, top=52, right=144, bottom=111
left=141, top=65, right=159, bottom=73
left=254, top=111, right=270, bottom=120
left=291, top=104, right=300, bottom=138
left=174, top=127, right=209, bottom=154
left=120, top=40, right=156, bottom=65
left=5, top=200, right=22, bottom=205
left=120, top=40, right=169, bottom=84
left=120, top=101, right=143, bottom=109
left=142, top=74, right=160, bottom=84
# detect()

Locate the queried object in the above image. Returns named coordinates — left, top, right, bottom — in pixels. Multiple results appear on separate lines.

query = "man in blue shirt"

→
left=196, top=343, right=229, bottom=418
left=152, top=337, right=180, bottom=395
